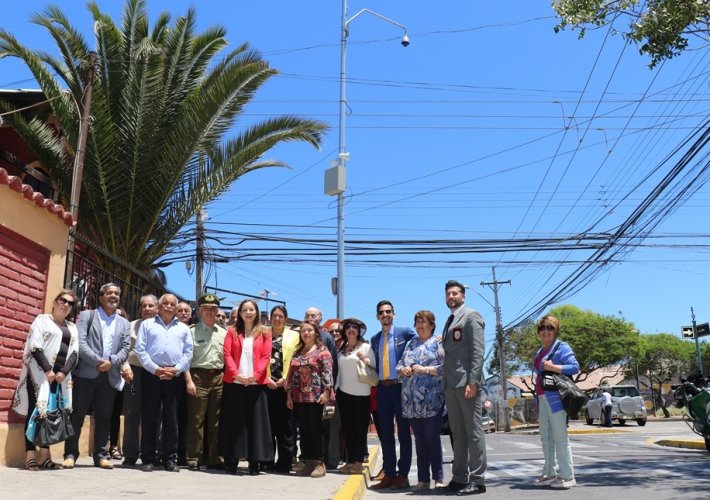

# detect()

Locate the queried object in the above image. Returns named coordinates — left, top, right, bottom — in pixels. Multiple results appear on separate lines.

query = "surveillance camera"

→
left=401, top=34, right=410, bottom=47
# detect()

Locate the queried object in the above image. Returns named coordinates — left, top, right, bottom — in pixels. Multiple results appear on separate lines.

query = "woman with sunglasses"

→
left=532, top=315, right=579, bottom=489
left=334, top=318, right=374, bottom=474
left=12, top=289, right=79, bottom=470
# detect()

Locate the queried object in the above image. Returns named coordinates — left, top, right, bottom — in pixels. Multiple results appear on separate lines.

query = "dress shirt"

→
left=97, top=306, right=116, bottom=359
left=136, top=315, right=193, bottom=375
left=190, top=321, right=227, bottom=369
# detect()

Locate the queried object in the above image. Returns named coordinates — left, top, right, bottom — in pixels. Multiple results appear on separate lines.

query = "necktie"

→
left=443, top=314, right=454, bottom=338
left=381, top=332, right=390, bottom=380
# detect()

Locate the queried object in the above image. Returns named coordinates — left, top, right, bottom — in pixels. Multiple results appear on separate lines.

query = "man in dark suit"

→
left=441, top=280, right=487, bottom=495
left=370, top=300, right=416, bottom=490
left=63, top=283, right=131, bottom=469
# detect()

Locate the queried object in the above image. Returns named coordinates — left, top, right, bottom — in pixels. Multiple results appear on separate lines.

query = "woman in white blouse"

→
left=335, top=318, right=376, bottom=474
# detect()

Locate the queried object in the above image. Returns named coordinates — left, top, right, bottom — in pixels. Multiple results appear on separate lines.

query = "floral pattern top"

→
left=286, top=345, right=334, bottom=404
left=396, top=335, right=445, bottom=419
left=269, top=335, right=284, bottom=380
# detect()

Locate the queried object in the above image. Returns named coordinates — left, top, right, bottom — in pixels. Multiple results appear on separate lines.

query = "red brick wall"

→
left=0, top=225, right=49, bottom=423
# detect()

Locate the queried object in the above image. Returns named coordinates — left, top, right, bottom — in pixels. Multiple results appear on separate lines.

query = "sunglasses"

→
left=57, top=297, right=75, bottom=307
left=538, top=324, right=556, bottom=332
left=377, top=309, right=393, bottom=316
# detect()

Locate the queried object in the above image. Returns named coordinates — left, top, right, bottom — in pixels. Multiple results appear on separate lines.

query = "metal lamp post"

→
left=326, top=1, right=409, bottom=318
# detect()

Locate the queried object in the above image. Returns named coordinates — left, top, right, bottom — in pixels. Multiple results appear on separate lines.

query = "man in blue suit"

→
left=369, top=300, right=416, bottom=490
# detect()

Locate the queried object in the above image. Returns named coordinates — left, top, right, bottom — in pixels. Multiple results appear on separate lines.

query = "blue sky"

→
left=3, top=1, right=710, bottom=351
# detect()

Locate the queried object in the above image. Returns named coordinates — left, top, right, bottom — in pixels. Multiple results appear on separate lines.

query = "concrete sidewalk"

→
left=0, top=454, right=370, bottom=500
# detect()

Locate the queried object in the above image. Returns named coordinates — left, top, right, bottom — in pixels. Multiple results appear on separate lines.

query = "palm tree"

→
left=0, top=0, right=326, bottom=274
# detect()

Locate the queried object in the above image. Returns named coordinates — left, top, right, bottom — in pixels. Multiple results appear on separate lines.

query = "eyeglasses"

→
left=57, top=297, right=75, bottom=306
left=538, top=324, right=555, bottom=332
left=377, top=309, right=393, bottom=316
left=344, top=324, right=359, bottom=330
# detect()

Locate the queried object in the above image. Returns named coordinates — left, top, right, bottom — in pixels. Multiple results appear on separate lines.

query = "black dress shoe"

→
left=206, top=463, right=224, bottom=470
left=248, top=462, right=260, bottom=475
left=444, top=480, right=467, bottom=492
left=123, top=458, right=137, bottom=468
left=141, top=463, right=155, bottom=472
left=164, top=461, right=180, bottom=472
left=188, top=463, right=200, bottom=471
left=457, top=483, right=486, bottom=496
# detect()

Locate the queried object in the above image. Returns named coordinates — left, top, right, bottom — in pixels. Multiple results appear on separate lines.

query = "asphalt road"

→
left=365, top=419, right=710, bottom=500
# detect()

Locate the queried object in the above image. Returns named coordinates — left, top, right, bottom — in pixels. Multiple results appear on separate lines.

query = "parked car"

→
left=482, top=414, right=495, bottom=433
left=585, top=385, right=647, bottom=426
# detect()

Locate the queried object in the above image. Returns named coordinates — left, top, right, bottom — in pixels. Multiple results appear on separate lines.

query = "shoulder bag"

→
left=356, top=358, right=379, bottom=387
left=32, top=384, right=75, bottom=446
left=539, top=342, right=587, bottom=417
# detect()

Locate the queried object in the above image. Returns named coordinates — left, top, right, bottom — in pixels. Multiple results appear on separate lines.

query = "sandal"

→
left=109, top=446, right=122, bottom=460
left=24, top=459, right=40, bottom=471
left=41, top=459, right=63, bottom=470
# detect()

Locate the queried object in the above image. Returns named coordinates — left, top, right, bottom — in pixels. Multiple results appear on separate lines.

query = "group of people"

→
left=13, top=279, right=580, bottom=493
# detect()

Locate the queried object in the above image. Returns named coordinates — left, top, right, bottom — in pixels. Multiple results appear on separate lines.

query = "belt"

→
left=191, top=367, right=222, bottom=374
left=379, top=379, right=399, bottom=386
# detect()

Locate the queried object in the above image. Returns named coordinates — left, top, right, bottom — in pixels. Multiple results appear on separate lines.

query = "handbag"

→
left=322, top=404, right=336, bottom=421
left=32, top=385, right=75, bottom=447
left=553, top=373, right=587, bottom=418
left=537, top=342, right=586, bottom=417
left=356, top=359, right=379, bottom=387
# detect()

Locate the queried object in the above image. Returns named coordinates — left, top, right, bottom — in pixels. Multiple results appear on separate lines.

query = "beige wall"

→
left=1, top=186, right=71, bottom=465
left=0, top=187, right=69, bottom=310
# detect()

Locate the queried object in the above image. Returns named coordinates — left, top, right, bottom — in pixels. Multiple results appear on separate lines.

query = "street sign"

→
left=681, top=322, right=710, bottom=339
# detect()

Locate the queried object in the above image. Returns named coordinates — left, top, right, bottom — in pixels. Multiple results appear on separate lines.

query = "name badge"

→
left=453, top=328, right=463, bottom=342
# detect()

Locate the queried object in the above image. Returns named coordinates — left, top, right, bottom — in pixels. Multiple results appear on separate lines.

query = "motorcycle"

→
left=671, top=376, right=710, bottom=452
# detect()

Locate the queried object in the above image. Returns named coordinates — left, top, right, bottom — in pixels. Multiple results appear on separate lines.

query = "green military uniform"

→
left=186, top=294, right=227, bottom=469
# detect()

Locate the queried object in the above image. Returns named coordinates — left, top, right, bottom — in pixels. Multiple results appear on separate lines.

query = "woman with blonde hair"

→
left=13, top=289, right=79, bottom=470
left=532, top=314, right=580, bottom=489
left=219, top=299, right=273, bottom=474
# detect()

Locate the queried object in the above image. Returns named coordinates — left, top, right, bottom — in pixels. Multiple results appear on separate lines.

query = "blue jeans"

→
left=538, top=394, right=574, bottom=479
left=410, top=413, right=444, bottom=483
left=376, top=382, right=411, bottom=477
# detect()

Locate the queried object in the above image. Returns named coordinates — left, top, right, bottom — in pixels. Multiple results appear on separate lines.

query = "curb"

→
left=333, top=445, right=379, bottom=500
left=651, top=437, right=707, bottom=451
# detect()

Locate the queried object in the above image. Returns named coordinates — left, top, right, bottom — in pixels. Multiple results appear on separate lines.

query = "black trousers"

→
left=266, top=387, right=294, bottom=470
left=140, top=368, right=181, bottom=464
left=337, top=389, right=370, bottom=463
left=295, top=403, right=324, bottom=461
left=64, top=373, right=116, bottom=463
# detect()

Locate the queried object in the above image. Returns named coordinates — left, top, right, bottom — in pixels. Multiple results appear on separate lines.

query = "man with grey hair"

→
left=136, top=294, right=193, bottom=472
left=121, top=294, right=159, bottom=467
left=63, top=283, right=131, bottom=469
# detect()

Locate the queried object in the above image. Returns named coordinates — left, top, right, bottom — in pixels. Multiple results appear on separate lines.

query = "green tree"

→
left=634, top=333, right=695, bottom=414
left=0, top=0, right=326, bottom=274
left=506, top=304, right=639, bottom=383
left=553, top=0, right=710, bottom=68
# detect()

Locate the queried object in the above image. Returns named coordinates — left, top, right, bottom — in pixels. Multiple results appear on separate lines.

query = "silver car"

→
left=585, top=385, right=647, bottom=426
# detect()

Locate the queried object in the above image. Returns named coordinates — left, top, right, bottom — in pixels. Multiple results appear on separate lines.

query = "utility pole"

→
left=691, top=307, right=704, bottom=377
left=481, top=266, right=511, bottom=432
left=65, top=51, right=98, bottom=288
left=195, top=208, right=206, bottom=300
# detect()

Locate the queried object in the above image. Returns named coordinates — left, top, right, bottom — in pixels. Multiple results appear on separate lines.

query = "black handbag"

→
left=538, top=341, right=586, bottom=417
left=553, top=372, right=587, bottom=418
left=32, top=385, right=74, bottom=446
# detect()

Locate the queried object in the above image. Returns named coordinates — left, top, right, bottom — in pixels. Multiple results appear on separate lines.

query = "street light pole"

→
left=328, top=0, right=409, bottom=319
